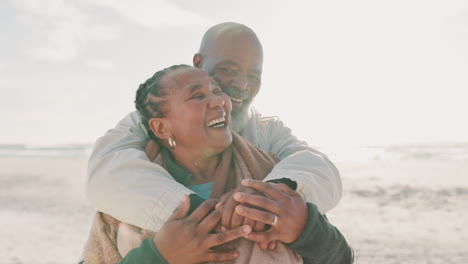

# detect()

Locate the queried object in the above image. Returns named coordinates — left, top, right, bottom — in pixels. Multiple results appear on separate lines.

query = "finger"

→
left=275, top=183, right=301, bottom=197
left=215, top=200, right=225, bottom=209
left=258, top=241, right=269, bottom=250
left=168, top=195, right=190, bottom=221
left=268, top=241, right=277, bottom=251
left=230, top=212, right=244, bottom=229
left=188, top=198, right=218, bottom=224
left=216, top=191, right=233, bottom=209
left=242, top=217, right=255, bottom=231
left=233, top=192, right=280, bottom=214
left=244, top=231, right=275, bottom=243
left=205, top=251, right=239, bottom=262
left=241, top=179, right=285, bottom=201
left=206, top=225, right=252, bottom=247
left=252, top=221, right=266, bottom=232
left=235, top=205, right=277, bottom=225
left=222, top=197, right=238, bottom=229
left=197, top=206, right=223, bottom=234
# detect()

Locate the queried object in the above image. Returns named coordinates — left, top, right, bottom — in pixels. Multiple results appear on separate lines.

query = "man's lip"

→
left=229, top=96, right=244, bottom=103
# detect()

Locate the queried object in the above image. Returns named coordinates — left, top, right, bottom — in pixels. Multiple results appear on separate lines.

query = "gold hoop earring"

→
left=168, top=137, right=176, bottom=149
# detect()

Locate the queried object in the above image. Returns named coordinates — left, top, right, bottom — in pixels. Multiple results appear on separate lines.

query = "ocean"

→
left=1, top=142, right=467, bottom=162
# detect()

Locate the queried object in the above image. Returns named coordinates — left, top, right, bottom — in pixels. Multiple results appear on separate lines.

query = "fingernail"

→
left=242, top=225, right=251, bottom=233
left=233, top=192, right=241, bottom=200
left=221, top=226, right=227, bottom=232
left=241, top=179, right=249, bottom=185
left=232, top=252, right=239, bottom=258
left=236, top=206, right=244, bottom=213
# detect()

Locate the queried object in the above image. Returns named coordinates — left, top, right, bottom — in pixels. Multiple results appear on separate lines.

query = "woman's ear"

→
left=148, top=118, right=171, bottom=140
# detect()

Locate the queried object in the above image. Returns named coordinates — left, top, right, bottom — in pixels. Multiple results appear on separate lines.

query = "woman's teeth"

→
left=207, top=116, right=226, bottom=128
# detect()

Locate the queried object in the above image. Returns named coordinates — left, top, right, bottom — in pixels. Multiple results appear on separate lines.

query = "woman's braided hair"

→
left=135, top=64, right=192, bottom=140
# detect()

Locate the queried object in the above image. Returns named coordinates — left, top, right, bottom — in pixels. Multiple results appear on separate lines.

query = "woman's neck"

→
left=170, top=147, right=220, bottom=185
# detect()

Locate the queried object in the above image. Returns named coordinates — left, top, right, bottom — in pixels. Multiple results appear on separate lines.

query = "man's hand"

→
left=233, top=179, right=308, bottom=244
left=216, top=185, right=267, bottom=232
left=154, top=196, right=252, bottom=264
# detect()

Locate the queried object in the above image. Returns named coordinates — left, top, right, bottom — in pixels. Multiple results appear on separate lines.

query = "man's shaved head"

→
left=198, top=22, right=263, bottom=58
left=193, top=22, right=263, bottom=132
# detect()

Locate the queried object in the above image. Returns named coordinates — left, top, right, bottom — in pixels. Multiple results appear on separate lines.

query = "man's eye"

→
left=213, top=89, right=223, bottom=95
left=248, top=75, right=261, bottom=82
left=221, top=68, right=236, bottom=75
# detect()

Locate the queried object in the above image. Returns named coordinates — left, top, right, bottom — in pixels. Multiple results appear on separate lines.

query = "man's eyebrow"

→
left=217, top=60, right=238, bottom=67
left=249, top=69, right=261, bottom=75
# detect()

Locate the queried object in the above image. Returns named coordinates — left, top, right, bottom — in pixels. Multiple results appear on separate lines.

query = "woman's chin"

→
left=209, top=132, right=233, bottom=153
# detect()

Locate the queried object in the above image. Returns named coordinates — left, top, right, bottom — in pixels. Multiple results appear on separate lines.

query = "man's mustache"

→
left=222, top=88, right=250, bottom=100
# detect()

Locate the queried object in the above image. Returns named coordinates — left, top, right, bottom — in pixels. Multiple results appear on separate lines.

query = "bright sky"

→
left=1, top=0, right=467, bottom=147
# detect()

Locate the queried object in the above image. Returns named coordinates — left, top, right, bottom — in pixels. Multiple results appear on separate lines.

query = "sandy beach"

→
left=1, top=155, right=467, bottom=263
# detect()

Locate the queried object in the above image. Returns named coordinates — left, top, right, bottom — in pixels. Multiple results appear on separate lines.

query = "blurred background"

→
left=1, top=0, right=467, bottom=263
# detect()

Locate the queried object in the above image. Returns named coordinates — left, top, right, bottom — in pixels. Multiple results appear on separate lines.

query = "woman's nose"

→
left=209, top=96, right=225, bottom=108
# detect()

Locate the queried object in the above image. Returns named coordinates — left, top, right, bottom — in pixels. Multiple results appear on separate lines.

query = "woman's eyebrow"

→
left=188, top=84, right=203, bottom=94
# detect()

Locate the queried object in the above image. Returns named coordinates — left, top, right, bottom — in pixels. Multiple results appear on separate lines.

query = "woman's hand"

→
left=153, top=196, right=252, bottom=264
left=233, top=179, right=308, bottom=244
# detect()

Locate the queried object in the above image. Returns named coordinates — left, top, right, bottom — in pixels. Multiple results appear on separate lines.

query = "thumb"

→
left=169, top=195, right=190, bottom=221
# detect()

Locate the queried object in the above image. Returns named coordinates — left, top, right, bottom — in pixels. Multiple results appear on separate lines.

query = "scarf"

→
left=82, top=132, right=302, bottom=264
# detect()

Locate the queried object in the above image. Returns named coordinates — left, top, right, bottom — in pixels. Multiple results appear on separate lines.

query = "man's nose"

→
left=232, top=74, right=249, bottom=92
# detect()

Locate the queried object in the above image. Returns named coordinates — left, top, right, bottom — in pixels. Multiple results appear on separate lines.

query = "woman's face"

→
left=163, top=68, right=232, bottom=155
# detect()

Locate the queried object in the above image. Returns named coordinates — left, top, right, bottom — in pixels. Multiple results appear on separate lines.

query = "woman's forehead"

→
left=164, top=68, right=213, bottom=92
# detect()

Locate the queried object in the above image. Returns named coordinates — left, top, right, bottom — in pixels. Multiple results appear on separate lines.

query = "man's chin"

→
left=230, top=105, right=250, bottom=133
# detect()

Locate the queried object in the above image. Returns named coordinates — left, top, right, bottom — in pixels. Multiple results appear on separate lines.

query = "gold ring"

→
left=271, top=214, right=278, bottom=226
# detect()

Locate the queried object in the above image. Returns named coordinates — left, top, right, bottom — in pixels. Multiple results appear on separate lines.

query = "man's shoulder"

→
left=250, top=108, right=282, bottom=127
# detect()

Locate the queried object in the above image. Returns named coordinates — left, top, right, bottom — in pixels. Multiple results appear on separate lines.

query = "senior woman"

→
left=82, top=65, right=353, bottom=264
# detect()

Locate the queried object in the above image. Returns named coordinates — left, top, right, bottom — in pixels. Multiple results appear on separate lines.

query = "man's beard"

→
left=230, top=103, right=251, bottom=133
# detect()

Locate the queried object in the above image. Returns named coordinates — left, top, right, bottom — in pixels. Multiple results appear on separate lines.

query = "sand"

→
left=1, top=157, right=467, bottom=263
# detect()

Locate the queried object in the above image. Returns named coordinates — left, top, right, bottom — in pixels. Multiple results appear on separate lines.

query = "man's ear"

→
left=193, top=53, right=202, bottom=68
left=148, top=118, right=171, bottom=140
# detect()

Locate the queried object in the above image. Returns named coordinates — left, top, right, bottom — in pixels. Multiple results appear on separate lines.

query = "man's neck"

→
left=231, top=106, right=252, bottom=133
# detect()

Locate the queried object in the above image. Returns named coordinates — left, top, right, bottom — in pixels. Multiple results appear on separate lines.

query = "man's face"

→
left=200, top=34, right=263, bottom=116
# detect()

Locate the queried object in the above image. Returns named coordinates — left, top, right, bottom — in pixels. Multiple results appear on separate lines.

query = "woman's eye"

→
left=191, top=93, right=205, bottom=100
left=213, top=89, right=223, bottom=95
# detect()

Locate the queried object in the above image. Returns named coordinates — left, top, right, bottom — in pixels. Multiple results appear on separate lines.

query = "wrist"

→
left=266, top=178, right=297, bottom=191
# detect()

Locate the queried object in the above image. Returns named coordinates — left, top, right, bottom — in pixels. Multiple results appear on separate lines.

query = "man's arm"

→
left=288, top=204, right=354, bottom=264
left=256, top=117, right=342, bottom=213
left=86, top=111, right=193, bottom=232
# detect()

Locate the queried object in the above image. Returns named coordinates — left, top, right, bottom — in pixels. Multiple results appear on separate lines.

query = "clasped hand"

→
left=217, top=179, right=308, bottom=249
